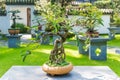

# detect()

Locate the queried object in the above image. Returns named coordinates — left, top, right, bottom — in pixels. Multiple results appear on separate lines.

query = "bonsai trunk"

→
left=12, top=19, right=16, bottom=29
left=49, top=30, right=68, bottom=64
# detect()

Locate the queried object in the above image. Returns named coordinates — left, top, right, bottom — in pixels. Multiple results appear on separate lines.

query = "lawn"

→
left=0, top=35, right=120, bottom=78
left=107, top=35, right=120, bottom=48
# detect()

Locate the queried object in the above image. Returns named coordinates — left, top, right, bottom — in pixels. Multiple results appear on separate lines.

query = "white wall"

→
left=0, top=5, right=35, bottom=34
left=8, top=5, right=34, bottom=26
left=98, top=15, right=110, bottom=34
left=68, top=15, right=110, bottom=34
left=0, top=6, right=10, bottom=34
left=0, top=6, right=111, bottom=34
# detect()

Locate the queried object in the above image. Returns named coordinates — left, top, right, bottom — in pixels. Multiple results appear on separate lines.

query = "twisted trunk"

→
left=49, top=30, right=68, bottom=64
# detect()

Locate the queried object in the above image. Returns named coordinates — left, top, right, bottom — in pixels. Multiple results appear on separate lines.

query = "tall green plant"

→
left=110, top=0, right=120, bottom=26
left=78, top=3, right=103, bottom=32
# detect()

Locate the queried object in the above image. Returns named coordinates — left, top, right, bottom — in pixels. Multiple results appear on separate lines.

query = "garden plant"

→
left=22, top=0, right=75, bottom=75
left=8, top=10, right=22, bottom=35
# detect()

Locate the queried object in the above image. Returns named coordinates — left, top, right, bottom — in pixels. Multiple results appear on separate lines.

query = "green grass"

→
left=0, top=35, right=120, bottom=77
left=107, top=35, right=120, bottom=47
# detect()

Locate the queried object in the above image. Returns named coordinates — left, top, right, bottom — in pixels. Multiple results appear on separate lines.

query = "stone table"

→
left=0, top=66, right=119, bottom=80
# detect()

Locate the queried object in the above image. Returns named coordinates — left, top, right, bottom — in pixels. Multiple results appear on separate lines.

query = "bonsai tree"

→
left=73, top=3, right=103, bottom=53
left=78, top=3, right=103, bottom=37
left=8, top=10, right=22, bottom=35
left=38, top=1, right=73, bottom=75
left=8, top=10, right=21, bottom=29
left=22, top=0, right=73, bottom=75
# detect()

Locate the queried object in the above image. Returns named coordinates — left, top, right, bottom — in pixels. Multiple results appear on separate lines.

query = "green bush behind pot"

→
left=16, top=23, right=28, bottom=33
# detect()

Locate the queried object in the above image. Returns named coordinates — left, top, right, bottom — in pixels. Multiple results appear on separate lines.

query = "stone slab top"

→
left=77, top=35, right=109, bottom=41
left=0, top=66, right=120, bottom=80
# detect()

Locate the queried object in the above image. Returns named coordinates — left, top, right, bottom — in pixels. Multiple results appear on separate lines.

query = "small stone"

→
left=115, top=49, right=120, bottom=54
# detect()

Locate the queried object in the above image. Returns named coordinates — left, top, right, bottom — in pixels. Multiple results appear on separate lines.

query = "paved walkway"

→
left=1, top=66, right=120, bottom=80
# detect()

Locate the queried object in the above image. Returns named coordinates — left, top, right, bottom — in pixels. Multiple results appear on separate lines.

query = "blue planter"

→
left=7, top=35, right=22, bottom=48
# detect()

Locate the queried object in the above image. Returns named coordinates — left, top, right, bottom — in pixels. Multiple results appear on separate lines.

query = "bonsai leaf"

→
left=21, top=50, right=31, bottom=62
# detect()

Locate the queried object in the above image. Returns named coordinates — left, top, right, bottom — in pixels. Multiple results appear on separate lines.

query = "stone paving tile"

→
left=0, top=66, right=119, bottom=80
left=107, top=47, right=120, bottom=54
left=0, top=40, right=8, bottom=47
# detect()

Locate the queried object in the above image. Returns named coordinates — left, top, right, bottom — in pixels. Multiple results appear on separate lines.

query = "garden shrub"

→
left=67, top=32, right=75, bottom=39
left=16, top=23, right=28, bottom=33
left=94, top=0, right=111, bottom=9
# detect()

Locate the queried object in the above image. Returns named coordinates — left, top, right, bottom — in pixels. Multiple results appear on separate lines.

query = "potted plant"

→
left=22, top=0, right=73, bottom=76
left=78, top=3, right=103, bottom=37
left=8, top=10, right=22, bottom=35
left=38, top=1, right=74, bottom=75
left=108, top=0, right=120, bottom=39
left=75, top=3, right=103, bottom=55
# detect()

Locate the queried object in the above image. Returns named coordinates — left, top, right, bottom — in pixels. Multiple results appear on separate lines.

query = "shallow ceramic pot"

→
left=42, top=63, right=73, bottom=76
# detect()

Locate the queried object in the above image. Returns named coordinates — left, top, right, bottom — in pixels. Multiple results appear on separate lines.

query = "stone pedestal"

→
left=77, top=36, right=109, bottom=60
left=77, top=36, right=88, bottom=55
left=7, top=35, right=22, bottom=48
left=40, top=32, right=50, bottom=45
left=89, top=38, right=109, bottom=60
left=108, top=27, right=120, bottom=40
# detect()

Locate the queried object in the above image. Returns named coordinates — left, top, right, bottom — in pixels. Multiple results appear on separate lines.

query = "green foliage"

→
left=110, top=0, right=120, bottom=26
left=67, top=3, right=92, bottom=15
left=45, top=61, right=69, bottom=67
left=15, top=23, right=28, bottom=33
left=79, top=2, right=92, bottom=8
left=94, top=0, right=111, bottom=9
left=107, top=34, right=120, bottom=47
left=51, top=0, right=74, bottom=7
left=0, top=0, right=6, bottom=15
left=112, top=13, right=120, bottom=26
left=78, top=3, right=103, bottom=32
left=8, top=10, right=21, bottom=29
left=68, top=8, right=80, bottom=15
left=35, top=1, right=72, bottom=33
left=67, top=32, right=75, bottom=39
left=0, top=1, right=6, bottom=10
left=83, top=37, right=90, bottom=51
left=20, top=40, right=40, bottom=62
